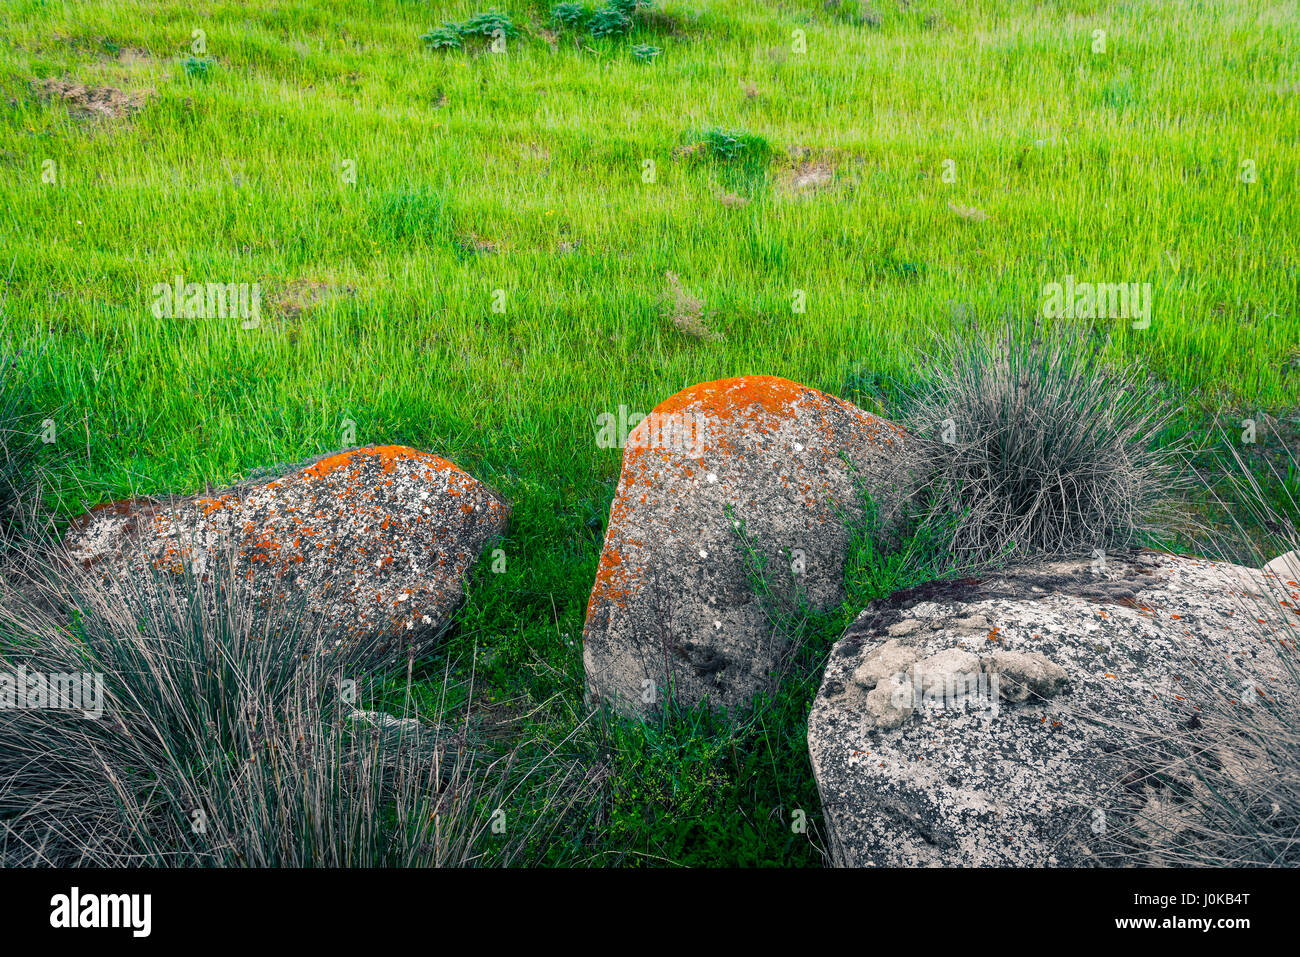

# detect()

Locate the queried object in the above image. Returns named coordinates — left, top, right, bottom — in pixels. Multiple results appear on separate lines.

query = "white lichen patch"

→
left=809, top=551, right=1299, bottom=867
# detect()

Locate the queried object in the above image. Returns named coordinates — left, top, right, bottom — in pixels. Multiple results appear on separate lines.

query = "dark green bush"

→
left=421, top=10, right=517, bottom=50
left=588, top=7, right=634, bottom=39
left=550, top=2, right=590, bottom=30
left=182, top=55, right=214, bottom=80
left=421, top=24, right=463, bottom=49
left=460, top=11, right=518, bottom=38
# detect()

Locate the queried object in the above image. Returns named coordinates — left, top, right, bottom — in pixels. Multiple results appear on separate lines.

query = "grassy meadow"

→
left=1, top=0, right=1298, bottom=865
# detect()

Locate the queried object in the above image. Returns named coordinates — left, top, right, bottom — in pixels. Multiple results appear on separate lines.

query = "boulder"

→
left=583, top=375, right=918, bottom=714
left=64, top=445, right=509, bottom=662
left=809, top=550, right=1299, bottom=866
left=1264, top=548, right=1300, bottom=584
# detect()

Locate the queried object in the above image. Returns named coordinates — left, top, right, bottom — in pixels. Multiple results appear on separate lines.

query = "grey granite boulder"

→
left=809, top=550, right=1299, bottom=866
left=583, top=375, right=919, bottom=714
left=64, top=445, right=509, bottom=663
left=1264, top=548, right=1300, bottom=584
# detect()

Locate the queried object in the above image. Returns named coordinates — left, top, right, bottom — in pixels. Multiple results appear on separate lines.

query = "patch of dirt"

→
left=34, top=78, right=152, bottom=119
left=457, top=233, right=498, bottom=254
left=113, top=47, right=155, bottom=70
left=271, top=280, right=355, bottom=320
left=791, top=164, right=833, bottom=190
left=717, top=192, right=750, bottom=208
left=779, top=149, right=836, bottom=195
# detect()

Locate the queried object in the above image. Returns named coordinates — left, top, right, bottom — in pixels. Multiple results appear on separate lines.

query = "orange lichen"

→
left=586, top=538, right=647, bottom=617
left=620, top=375, right=908, bottom=469
left=301, top=445, right=462, bottom=480
left=652, top=376, right=810, bottom=422
left=198, top=495, right=236, bottom=515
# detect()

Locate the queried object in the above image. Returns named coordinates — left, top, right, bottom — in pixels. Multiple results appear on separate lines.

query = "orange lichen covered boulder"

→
left=64, top=445, right=509, bottom=662
left=582, top=376, right=919, bottom=714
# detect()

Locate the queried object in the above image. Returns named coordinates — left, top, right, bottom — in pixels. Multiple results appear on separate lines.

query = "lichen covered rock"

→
left=809, top=551, right=1299, bottom=866
left=1265, top=549, right=1300, bottom=585
left=583, top=375, right=918, bottom=713
left=64, top=445, right=509, bottom=661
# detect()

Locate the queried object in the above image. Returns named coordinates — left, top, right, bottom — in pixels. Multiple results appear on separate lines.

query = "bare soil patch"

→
left=271, top=279, right=355, bottom=320
left=778, top=148, right=837, bottom=196
left=34, top=78, right=152, bottom=120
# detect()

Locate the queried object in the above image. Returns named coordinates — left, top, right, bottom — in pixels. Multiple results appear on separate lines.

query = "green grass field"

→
left=2, top=0, right=1297, bottom=864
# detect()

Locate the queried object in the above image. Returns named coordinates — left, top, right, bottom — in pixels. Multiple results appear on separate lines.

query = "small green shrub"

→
left=459, top=11, right=517, bottom=38
left=421, top=24, right=463, bottom=49
left=699, top=127, right=771, bottom=163
left=631, top=43, right=661, bottom=62
left=842, top=488, right=964, bottom=609
left=550, top=2, right=590, bottom=30
left=422, top=10, right=516, bottom=50
left=588, top=7, right=634, bottom=39
left=182, top=55, right=214, bottom=80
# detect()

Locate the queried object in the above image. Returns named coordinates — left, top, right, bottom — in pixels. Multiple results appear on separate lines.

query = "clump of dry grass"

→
left=0, top=543, right=564, bottom=866
left=1086, top=440, right=1300, bottom=866
left=898, top=322, right=1184, bottom=566
left=662, top=271, right=720, bottom=342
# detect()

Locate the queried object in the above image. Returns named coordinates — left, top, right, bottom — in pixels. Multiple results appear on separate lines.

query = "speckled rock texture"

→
left=1265, top=549, right=1300, bottom=584
left=583, top=375, right=919, bottom=714
left=64, top=445, right=509, bottom=662
left=809, top=550, right=1300, bottom=866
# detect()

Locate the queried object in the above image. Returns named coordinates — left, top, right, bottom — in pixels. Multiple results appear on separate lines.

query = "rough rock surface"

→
left=1264, top=549, right=1300, bottom=585
left=64, top=445, right=509, bottom=661
left=809, top=550, right=1300, bottom=866
left=583, top=375, right=918, bottom=713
